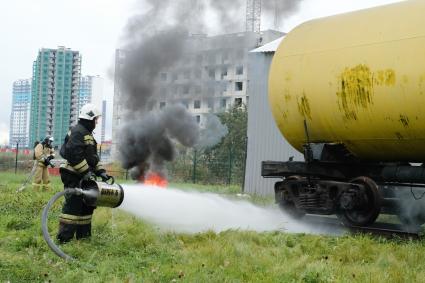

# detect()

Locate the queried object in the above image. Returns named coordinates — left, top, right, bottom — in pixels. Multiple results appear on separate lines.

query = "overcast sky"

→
left=0, top=0, right=402, bottom=145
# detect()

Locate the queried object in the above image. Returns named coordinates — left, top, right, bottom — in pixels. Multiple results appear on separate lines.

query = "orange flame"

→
left=142, top=172, right=168, bottom=188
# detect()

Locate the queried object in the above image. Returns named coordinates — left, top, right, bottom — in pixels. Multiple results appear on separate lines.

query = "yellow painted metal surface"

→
left=269, top=0, right=425, bottom=162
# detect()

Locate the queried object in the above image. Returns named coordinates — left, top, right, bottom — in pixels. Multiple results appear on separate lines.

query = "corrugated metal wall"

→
left=244, top=51, right=303, bottom=196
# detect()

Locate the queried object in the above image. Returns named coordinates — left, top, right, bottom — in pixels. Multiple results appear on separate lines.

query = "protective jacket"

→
left=60, top=122, right=104, bottom=175
left=57, top=120, right=104, bottom=242
left=32, top=142, right=54, bottom=190
left=34, top=143, right=54, bottom=167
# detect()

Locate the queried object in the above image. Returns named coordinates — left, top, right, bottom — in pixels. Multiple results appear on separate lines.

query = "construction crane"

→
left=246, top=0, right=261, bottom=33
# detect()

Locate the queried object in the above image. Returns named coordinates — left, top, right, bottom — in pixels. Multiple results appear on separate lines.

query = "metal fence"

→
left=0, top=145, right=246, bottom=187
left=0, top=151, right=34, bottom=173
left=167, top=148, right=245, bottom=185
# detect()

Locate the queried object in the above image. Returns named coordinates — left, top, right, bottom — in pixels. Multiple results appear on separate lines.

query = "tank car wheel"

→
left=337, top=176, right=382, bottom=226
left=277, top=176, right=305, bottom=219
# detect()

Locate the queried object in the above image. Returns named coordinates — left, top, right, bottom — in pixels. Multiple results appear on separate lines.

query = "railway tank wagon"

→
left=263, top=0, right=425, bottom=226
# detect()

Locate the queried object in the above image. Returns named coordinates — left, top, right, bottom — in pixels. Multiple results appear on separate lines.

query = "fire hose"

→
left=41, top=178, right=124, bottom=261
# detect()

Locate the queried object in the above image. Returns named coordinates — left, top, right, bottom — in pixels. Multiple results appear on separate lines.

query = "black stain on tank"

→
left=336, top=64, right=374, bottom=120
left=297, top=92, right=312, bottom=120
left=399, top=115, right=409, bottom=128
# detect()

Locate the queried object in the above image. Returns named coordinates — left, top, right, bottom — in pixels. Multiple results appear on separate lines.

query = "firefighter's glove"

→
left=99, top=172, right=112, bottom=183
left=82, top=171, right=96, bottom=182
left=44, top=155, right=55, bottom=167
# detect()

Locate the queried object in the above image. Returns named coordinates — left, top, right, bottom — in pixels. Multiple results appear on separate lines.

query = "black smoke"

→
left=119, top=104, right=199, bottom=178
left=116, top=0, right=304, bottom=180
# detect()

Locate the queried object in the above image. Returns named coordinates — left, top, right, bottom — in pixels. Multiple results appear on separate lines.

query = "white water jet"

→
left=119, top=184, right=344, bottom=235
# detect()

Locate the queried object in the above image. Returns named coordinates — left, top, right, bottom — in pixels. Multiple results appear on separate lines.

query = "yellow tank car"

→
left=269, top=0, right=425, bottom=162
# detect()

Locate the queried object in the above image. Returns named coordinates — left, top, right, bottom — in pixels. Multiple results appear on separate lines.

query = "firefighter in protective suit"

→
left=57, top=103, right=112, bottom=243
left=32, top=136, right=55, bottom=190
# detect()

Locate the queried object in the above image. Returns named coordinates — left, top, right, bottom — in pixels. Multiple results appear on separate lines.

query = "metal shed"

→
left=244, top=36, right=303, bottom=196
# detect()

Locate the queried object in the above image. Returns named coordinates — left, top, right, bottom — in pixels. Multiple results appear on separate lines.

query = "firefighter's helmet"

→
left=44, top=136, right=54, bottom=145
left=79, top=103, right=101, bottom=120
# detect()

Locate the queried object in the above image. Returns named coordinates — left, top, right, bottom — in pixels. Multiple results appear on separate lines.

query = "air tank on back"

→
left=269, top=0, right=425, bottom=162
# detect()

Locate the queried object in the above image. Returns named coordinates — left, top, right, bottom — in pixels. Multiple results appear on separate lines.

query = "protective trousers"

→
left=57, top=169, right=94, bottom=243
left=32, top=165, right=50, bottom=190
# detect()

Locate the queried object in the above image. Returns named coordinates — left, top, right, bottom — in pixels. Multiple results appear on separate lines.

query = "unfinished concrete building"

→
left=111, top=30, right=284, bottom=156
left=150, top=30, right=284, bottom=126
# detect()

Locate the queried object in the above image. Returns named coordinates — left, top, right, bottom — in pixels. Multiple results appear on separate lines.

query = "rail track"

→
left=301, top=215, right=422, bottom=240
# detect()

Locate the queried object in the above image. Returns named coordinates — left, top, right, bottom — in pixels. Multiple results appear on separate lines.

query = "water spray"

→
left=41, top=178, right=124, bottom=261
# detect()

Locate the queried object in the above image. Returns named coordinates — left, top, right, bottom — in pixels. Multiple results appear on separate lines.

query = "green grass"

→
left=1, top=172, right=425, bottom=282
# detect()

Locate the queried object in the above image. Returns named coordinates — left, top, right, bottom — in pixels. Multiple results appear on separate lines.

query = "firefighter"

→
left=32, top=136, right=55, bottom=190
left=57, top=103, right=112, bottom=243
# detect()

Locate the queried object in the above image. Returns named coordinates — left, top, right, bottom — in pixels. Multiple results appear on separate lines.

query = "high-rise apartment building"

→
left=78, top=76, right=93, bottom=112
left=101, top=100, right=107, bottom=143
left=29, top=46, right=81, bottom=146
left=9, top=79, right=32, bottom=148
left=78, top=75, right=105, bottom=143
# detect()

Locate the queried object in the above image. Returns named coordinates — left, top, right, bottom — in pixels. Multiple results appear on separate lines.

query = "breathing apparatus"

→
left=41, top=177, right=124, bottom=261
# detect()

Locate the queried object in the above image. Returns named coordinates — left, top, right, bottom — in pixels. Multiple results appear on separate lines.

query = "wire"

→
left=410, top=186, right=425, bottom=200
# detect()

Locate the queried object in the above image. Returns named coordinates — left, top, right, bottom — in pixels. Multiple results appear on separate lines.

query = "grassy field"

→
left=1, top=172, right=425, bottom=282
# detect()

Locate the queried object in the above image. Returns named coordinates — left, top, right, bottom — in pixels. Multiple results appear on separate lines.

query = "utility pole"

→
left=15, top=141, right=19, bottom=174
left=246, top=0, right=261, bottom=33
left=274, top=0, right=279, bottom=30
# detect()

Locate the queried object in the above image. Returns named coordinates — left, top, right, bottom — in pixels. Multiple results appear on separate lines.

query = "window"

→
left=235, top=82, right=243, bottom=91
left=221, top=98, right=227, bottom=108
left=235, top=98, right=242, bottom=107
left=194, top=100, right=201, bottom=109
left=195, top=115, right=201, bottom=123
left=208, top=69, right=215, bottom=80
left=148, top=100, right=156, bottom=111
left=159, top=102, right=166, bottom=109
left=207, top=98, right=214, bottom=109
left=221, top=67, right=228, bottom=79
left=222, top=51, right=229, bottom=62
left=183, top=85, right=189, bottom=94
left=236, top=66, right=244, bottom=75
